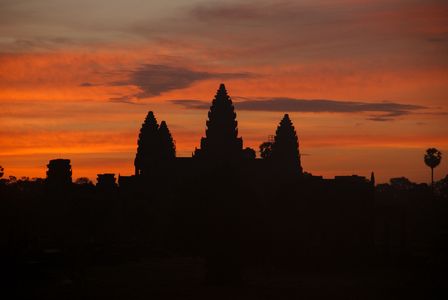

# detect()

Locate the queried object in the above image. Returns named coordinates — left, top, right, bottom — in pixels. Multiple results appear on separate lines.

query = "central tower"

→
left=194, top=84, right=243, bottom=160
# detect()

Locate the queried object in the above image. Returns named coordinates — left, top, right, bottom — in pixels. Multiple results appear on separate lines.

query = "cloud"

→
left=171, top=97, right=429, bottom=121
left=190, top=2, right=281, bottom=21
left=427, top=32, right=448, bottom=43
left=112, top=64, right=251, bottom=98
left=127, top=0, right=448, bottom=69
left=170, top=99, right=210, bottom=109
left=79, top=82, right=95, bottom=87
left=109, top=96, right=144, bottom=105
left=366, top=115, right=400, bottom=122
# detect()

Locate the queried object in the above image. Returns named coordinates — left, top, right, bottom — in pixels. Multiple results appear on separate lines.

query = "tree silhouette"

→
left=0, top=165, right=3, bottom=178
left=390, top=177, right=415, bottom=190
left=424, top=148, right=442, bottom=186
left=159, top=121, right=176, bottom=160
left=243, top=147, right=256, bottom=160
left=134, top=111, right=160, bottom=175
left=75, top=177, right=93, bottom=186
left=259, top=141, right=273, bottom=159
left=271, top=114, right=303, bottom=174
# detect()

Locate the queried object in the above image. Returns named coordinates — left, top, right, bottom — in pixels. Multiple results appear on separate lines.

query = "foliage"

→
left=243, top=147, right=256, bottom=160
left=390, top=177, right=416, bottom=190
left=435, top=175, right=448, bottom=199
left=424, top=148, right=442, bottom=185
left=424, top=148, right=442, bottom=169
left=75, top=177, right=94, bottom=185
left=259, top=142, right=273, bottom=159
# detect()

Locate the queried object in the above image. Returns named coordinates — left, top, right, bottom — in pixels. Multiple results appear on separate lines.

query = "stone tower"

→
left=46, top=159, right=72, bottom=186
left=194, top=84, right=243, bottom=160
left=135, top=111, right=176, bottom=175
left=272, top=114, right=303, bottom=174
left=159, top=121, right=176, bottom=160
left=134, top=111, right=160, bottom=175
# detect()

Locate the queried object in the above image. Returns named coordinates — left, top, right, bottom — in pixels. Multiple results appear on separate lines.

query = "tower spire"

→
left=272, top=114, right=303, bottom=174
left=159, top=120, right=176, bottom=160
left=194, top=83, right=243, bottom=160
left=134, top=111, right=159, bottom=175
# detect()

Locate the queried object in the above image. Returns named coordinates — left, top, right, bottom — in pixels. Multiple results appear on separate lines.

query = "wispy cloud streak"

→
left=110, top=64, right=252, bottom=98
left=171, top=97, right=429, bottom=121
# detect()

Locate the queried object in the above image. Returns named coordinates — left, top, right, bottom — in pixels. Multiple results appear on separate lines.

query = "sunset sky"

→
left=0, top=0, right=447, bottom=183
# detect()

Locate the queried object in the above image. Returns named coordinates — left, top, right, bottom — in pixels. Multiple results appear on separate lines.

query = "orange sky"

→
left=0, top=0, right=447, bottom=183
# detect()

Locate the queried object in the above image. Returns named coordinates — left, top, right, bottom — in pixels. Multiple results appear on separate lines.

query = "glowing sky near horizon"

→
left=0, top=0, right=447, bottom=183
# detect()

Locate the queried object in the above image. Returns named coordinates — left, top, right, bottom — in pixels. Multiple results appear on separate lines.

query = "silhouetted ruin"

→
left=194, top=84, right=243, bottom=161
left=97, top=173, right=117, bottom=190
left=119, top=84, right=376, bottom=280
left=134, top=111, right=160, bottom=175
left=158, top=121, right=176, bottom=160
left=1, top=84, right=447, bottom=299
left=46, top=158, right=72, bottom=187
left=270, top=113, right=303, bottom=175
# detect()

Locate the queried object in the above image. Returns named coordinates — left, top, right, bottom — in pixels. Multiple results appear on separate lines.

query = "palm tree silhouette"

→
left=424, top=148, right=442, bottom=186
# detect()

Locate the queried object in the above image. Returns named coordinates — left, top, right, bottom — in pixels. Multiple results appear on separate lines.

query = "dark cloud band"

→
left=171, top=97, right=429, bottom=121
left=111, top=64, right=252, bottom=98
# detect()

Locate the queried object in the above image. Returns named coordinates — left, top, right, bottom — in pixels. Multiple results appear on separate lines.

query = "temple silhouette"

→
left=40, top=84, right=376, bottom=268
left=117, top=84, right=375, bottom=271
left=2, top=84, right=447, bottom=298
left=130, top=83, right=306, bottom=176
left=194, top=84, right=245, bottom=161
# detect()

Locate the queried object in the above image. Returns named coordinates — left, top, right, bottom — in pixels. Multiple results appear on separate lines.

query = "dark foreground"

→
left=10, top=254, right=448, bottom=300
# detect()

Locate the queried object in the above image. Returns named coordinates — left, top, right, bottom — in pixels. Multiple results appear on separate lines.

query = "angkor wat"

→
left=120, top=83, right=375, bottom=274
left=1, top=84, right=447, bottom=299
